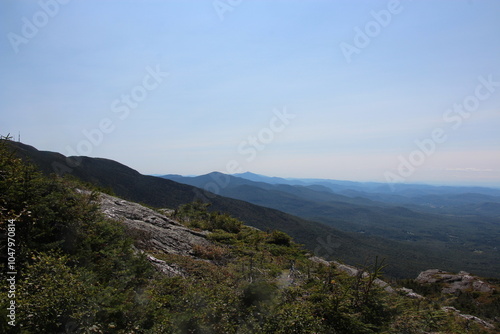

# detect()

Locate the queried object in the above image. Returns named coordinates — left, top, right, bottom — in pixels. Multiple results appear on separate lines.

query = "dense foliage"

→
left=11, top=140, right=500, bottom=280
left=164, top=173, right=500, bottom=279
left=1, top=138, right=497, bottom=333
left=0, top=139, right=153, bottom=333
left=401, top=278, right=500, bottom=331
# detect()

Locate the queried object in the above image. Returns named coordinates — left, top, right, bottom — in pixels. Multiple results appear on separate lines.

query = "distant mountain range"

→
left=161, top=171, right=500, bottom=279
left=162, top=171, right=500, bottom=217
left=242, top=171, right=500, bottom=217
left=6, top=140, right=500, bottom=279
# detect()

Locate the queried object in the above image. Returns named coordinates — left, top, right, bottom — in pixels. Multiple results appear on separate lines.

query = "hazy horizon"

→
left=2, top=0, right=499, bottom=187
left=156, top=169, right=500, bottom=189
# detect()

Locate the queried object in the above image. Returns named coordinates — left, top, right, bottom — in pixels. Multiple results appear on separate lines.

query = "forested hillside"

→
left=1, top=139, right=498, bottom=333
left=11, top=140, right=495, bottom=279
left=162, top=172, right=500, bottom=279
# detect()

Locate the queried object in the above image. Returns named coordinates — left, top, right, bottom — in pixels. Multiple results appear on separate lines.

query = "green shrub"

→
left=208, top=230, right=237, bottom=244
left=267, top=230, right=292, bottom=246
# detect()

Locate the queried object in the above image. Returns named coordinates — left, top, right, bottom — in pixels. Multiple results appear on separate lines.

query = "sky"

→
left=1, top=0, right=499, bottom=187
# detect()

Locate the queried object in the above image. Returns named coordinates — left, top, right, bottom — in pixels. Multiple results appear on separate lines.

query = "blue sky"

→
left=1, top=0, right=499, bottom=186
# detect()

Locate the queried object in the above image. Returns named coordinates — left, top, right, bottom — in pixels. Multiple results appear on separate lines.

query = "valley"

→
left=7, top=141, right=500, bottom=279
left=162, top=171, right=500, bottom=279
left=2, top=138, right=500, bottom=333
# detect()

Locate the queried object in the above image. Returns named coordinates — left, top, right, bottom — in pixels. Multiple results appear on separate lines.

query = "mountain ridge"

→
left=6, top=140, right=500, bottom=279
left=161, top=170, right=500, bottom=279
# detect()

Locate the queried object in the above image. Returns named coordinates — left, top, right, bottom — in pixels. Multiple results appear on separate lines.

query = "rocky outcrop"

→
left=415, top=269, right=495, bottom=294
left=332, top=261, right=396, bottom=293
left=442, top=306, right=495, bottom=330
left=146, top=254, right=186, bottom=277
left=398, top=287, right=424, bottom=299
left=97, top=192, right=211, bottom=256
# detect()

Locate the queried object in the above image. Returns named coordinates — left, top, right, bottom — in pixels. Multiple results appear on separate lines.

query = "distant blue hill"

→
left=161, top=171, right=500, bottom=279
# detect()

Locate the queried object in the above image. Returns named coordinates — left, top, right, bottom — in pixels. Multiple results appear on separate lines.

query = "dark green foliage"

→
left=163, top=204, right=494, bottom=333
left=0, top=139, right=154, bottom=333
left=241, top=281, right=276, bottom=308
left=1, top=140, right=445, bottom=279
left=10, top=140, right=500, bottom=279
left=266, top=230, right=292, bottom=246
left=175, top=201, right=242, bottom=233
left=14, top=252, right=94, bottom=333
left=399, top=276, right=500, bottom=331
left=163, top=171, right=500, bottom=280
left=1, top=139, right=497, bottom=333
left=452, top=289, right=500, bottom=323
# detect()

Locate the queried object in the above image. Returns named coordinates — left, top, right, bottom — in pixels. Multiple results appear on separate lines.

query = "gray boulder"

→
left=415, top=269, right=494, bottom=294
left=97, top=192, right=211, bottom=256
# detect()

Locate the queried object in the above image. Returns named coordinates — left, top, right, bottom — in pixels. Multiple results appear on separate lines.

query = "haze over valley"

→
left=1, top=1, right=500, bottom=332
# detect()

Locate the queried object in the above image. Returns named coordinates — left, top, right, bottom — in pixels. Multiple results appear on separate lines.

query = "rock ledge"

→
left=415, top=269, right=494, bottom=294
left=97, top=192, right=211, bottom=256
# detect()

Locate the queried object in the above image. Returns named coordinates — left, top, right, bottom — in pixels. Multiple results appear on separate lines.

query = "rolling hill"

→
left=161, top=171, right=500, bottom=279
left=6, top=140, right=500, bottom=279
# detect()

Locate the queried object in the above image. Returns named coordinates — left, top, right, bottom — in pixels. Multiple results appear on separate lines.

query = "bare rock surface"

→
left=442, top=306, right=495, bottom=330
left=97, top=192, right=211, bottom=256
left=398, top=287, right=424, bottom=299
left=416, top=269, right=495, bottom=294
left=146, top=254, right=186, bottom=277
left=332, top=261, right=396, bottom=293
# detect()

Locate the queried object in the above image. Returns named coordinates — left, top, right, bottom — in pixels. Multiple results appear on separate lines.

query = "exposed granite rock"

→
left=398, top=287, right=424, bottom=299
left=332, top=261, right=396, bottom=294
left=308, top=256, right=330, bottom=267
left=416, top=269, right=495, bottom=294
left=97, top=192, right=211, bottom=256
left=146, top=254, right=186, bottom=277
left=442, top=306, right=495, bottom=330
